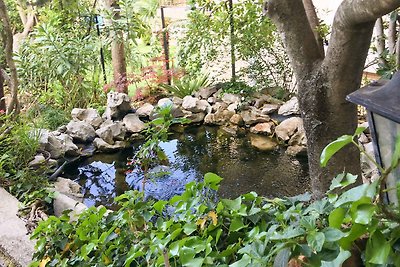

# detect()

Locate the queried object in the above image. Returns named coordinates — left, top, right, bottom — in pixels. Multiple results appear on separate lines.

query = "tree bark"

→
left=267, top=0, right=400, bottom=198
left=0, top=0, right=19, bottom=115
left=0, top=69, right=5, bottom=112
left=104, top=0, right=128, bottom=94
left=302, top=0, right=324, bottom=57
left=388, top=11, right=398, bottom=54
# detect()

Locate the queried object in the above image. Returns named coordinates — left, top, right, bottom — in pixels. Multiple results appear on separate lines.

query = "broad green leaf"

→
left=230, top=254, right=251, bottom=267
left=366, top=231, right=391, bottom=264
left=354, top=126, right=367, bottom=136
left=273, top=248, right=291, bottom=267
left=204, top=172, right=223, bottom=190
left=339, top=223, right=368, bottom=250
left=183, top=222, right=197, bottom=235
left=271, top=226, right=305, bottom=240
left=229, top=217, right=246, bottom=232
left=183, top=257, right=204, bottom=267
left=323, top=228, right=346, bottom=242
left=329, top=173, right=358, bottom=191
left=334, top=182, right=377, bottom=208
left=320, top=135, right=353, bottom=167
left=307, top=231, right=325, bottom=252
left=329, top=208, right=346, bottom=229
left=321, top=249, right=351, bottom=267
left=222, top=197, right=242, bottom=211
left=153, top=200, right=168, bottom=213
left=351, top=203, right=376, bottom=225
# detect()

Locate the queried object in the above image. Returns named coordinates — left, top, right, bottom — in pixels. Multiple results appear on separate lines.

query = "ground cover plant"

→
left=30, top=129, right=400, bottom=266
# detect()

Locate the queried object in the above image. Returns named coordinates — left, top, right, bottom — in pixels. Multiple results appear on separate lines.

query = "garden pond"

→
left=65, top=126, right=310, bottom=209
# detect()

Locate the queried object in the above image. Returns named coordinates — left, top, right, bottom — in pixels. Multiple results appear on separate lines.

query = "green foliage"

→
left=0, top=114, right=51, bottom=205
left=160, top=74, right=209, bottom=98
left=221, top=80, right=255, bottom=96
left=179, top=0, right=293, bottom=92
left=26, top=105, right=70, bottom=131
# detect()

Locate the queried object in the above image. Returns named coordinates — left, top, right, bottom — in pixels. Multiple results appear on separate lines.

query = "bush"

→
left=160, top=74, right=209, bottom=98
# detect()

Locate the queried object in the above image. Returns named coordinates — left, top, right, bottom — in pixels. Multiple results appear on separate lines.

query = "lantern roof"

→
left=346, top=71, right=400, bottom=123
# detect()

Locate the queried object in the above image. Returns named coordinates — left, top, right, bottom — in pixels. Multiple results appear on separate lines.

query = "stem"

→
left=352, top=140, right=385, bottom=173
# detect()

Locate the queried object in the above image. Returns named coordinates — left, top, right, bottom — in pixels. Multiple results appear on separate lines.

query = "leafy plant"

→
left=160, top=74, right=210, bottom=98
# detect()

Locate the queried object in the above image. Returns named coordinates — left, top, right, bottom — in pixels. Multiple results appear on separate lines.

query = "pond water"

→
left=64, top=126, right=310, bottom=209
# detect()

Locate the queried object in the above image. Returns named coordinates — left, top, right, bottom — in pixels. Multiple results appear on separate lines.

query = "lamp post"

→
left=346, top=71, right=400, bottom=204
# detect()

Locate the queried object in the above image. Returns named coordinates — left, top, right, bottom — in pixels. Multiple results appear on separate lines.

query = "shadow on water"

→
left=64, top=126, right=310, bottom=209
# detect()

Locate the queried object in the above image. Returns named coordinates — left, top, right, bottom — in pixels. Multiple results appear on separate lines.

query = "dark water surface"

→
left=65, top=126, right=310, bottom=209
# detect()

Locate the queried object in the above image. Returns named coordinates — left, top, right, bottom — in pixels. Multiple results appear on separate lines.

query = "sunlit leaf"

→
left=320, top=135, right=353, bottom=167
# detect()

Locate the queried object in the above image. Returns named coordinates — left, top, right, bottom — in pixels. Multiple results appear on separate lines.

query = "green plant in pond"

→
left=160, top=74, right=210, bottom=98
left=127, top=104, right=189, bottom=192
left=30, top=127, right=400, bottom=266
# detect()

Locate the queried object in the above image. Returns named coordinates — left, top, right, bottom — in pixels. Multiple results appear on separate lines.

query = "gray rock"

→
left=66, top=121, right=96, bottom=143
left=172, top=96, right=183, bottom=106
left=221, top=93, right=240, bottom=105
left=157, top=98, right=173, bottom=108
left=227, top=103, right=238, bottom=112
left=250, top=122, right=274, bottom=135
left=53, top=192, right=87, bottom=219
left=31, top=128, right=50, bottom=151
left=250, top=135, right=278, bottom=151
left=54, top=177, right=83, bottom=202
left=240, top=110, right=270, bottom=126
left=103, top=92, right=132, bottom=120
left=207, top=96, right=216, bottom=104
left=71, top=108, right=103, bottom=128
left=278, top=96, right=300, bottom=116
left=261, top=104, right=279, bottom=115
left=198, top=85, right=218, bottom=99
left=54, top=133, right=79, bottom=156
left=182, top=96, right=198, bottom=111
left=96, top=121, right=126, bottom=144
left=183, top=111, right=205, bottom=123
left=286, top=145, right=307, bottom=157
left=28, top=154, right=46, bottom=168
left=93, top=138, right=127, bottom=152
left=212, top=101, right=228, bottom=112
left=136, top=103, right=154, bottom=117
left=123, top=114, right=146, bottom=133
left=275, top=117, right=303, bottom=141
left=46, top=134, right=65, bottom=159
left=254, top=95, right=271, bottom=108
left=204, top=110, right=235, bottom=125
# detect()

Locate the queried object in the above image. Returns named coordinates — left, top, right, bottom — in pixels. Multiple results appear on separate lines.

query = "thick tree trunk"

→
left=0, top=0, right=19, bottom=115
left=302, top=0, right=324, bottom=57
left=104, top=0, right=128, bottom=94
left=268, top=0, right=400, bottom=198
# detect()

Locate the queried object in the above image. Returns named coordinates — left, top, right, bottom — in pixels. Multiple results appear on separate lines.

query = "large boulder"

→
left=103, top=92, right=132, bottom=120
left=93, top=138, right=127, bottom=153
left=54, top=133, right=79, bottom=156
left=157, top=98, right=173, bottom=108
left=66, top=121, right=96, bottom=143
left=71, top=108, right=103, bottom=128
left=96, top=121, right=126, bottom=144
left=240, top=110, right=270, bottom=126
left=123, top=114, right=146, bottom=133
left=198, top=85, right=218, bottom=99
left=182, top=96, right=211, bottom=113
left=136, top=103, right=154, bottom=117
left=221, top=93, right=240, bottom=105
left=54, top=177, right=83, bottom=202
left=278, top=96, right=300, bottom=116
left=275, top=117, right=303, bottom=141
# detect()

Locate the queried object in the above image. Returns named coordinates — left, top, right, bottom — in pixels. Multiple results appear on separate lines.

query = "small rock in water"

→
left=250, top=135, right=278, bottom=151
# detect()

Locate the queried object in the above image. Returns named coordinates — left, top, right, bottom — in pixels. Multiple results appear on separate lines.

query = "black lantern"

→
left=346, top=71, right=400, bottom=204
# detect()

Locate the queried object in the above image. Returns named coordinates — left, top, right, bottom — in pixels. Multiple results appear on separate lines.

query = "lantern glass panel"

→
left=372, top=113, right=400, bottom=205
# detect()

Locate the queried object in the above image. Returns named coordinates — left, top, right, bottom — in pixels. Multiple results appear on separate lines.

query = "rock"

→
left=289, top=130, right=307, bottom=146
left=221, top=93, right=240, bottom=105
left=250, top=135, right=278, bottom=151
left=198, top=85, right=218, bottom=99
left=136, top=103, right=154, bottom=117
left=240, top=110, right=270, bottom=126
left=66, top=121, right=96, bottom=143
left=212, top=101, right=228, bottom=112
left=93, top=138, right=127, bottom=152
left=32, top=129, right=50, bottom=151
left=182, top=96, right=211, bottom=113
left=358, top=132, right=370, bottom=144
left=123, top=114, right=146, bottom=133
left=261, top=104, right=279, bottom=115
left=250, top=122, right=274, bottom=135
left=103, top=92, right=132, bottom=120
left=275, top=117, right=303, bottom=141
left=71, top=108, right=103, bottom=128
left=254, top=95, right=271, bottom=108
left=54, top=177, right=83, bottom=202
left=227, top=103, right=238, bottom=112
left=230, top=114, right=244, bottom=126
left=96, top=121, right=126, bottom=144
left=57, top=125, right=67, bottom=133
left=278, top=96, right=300, bottom=116
left=172, top=96, right=183, bottom=106
left=28, top=154, right=46, bottom=168
left=286, top=145, right=307, bottom=157
left=204, top=109, right=235, bottom=125
left=183, top=111, right=205, bottom=123
left=53, top=192, right=87, bottom=219
left=46, top=134, right=65, bottom=159
left=157, top=98, right=173, bottom=108
left=54, top=133, right=79, bottom=156
left=207, top=96, right=216, bottom=104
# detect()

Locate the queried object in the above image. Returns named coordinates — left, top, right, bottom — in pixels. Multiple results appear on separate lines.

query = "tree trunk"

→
left=0, top=69, right=5, bottom=112
left=375, top=17, right=386, bottom=66
left=302, top=0, right=324, bottom=57
left=104, top=0, right=128, bottom=94
left=388, top=11, right=398, bottom=54
left=267, top=0, right=400, bottom=198
left=0, top=0, right=19, bottom=115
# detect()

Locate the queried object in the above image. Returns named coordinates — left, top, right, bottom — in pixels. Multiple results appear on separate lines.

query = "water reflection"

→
left=66, top=126, right=309, bottom=209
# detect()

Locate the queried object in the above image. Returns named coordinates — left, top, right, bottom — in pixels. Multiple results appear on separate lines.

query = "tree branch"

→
left=267, top=0, right=323, bottom=78
left=302, top=0, right=324, bottom=57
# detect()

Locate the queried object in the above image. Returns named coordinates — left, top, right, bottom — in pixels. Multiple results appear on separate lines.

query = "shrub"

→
left=160, top=74, right=209, bottom=98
